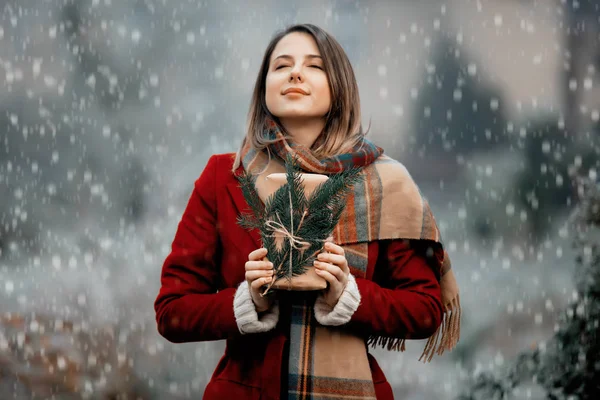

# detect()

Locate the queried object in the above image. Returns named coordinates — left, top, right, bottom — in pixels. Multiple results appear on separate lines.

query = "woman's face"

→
left=265, top=32, right=331, bottom=121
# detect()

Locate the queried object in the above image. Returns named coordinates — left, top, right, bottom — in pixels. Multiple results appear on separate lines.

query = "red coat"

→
left=154, top=153, right=444, bottom=400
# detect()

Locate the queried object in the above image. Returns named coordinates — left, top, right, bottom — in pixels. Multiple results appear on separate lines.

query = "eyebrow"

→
left=273, top=54, right=323, bottom=62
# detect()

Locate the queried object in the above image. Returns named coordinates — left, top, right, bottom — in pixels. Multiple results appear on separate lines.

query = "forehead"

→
left=270, top=32, right=320, bottom=61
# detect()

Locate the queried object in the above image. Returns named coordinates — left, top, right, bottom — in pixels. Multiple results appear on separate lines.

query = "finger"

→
left=248, top=248, right=268, bottom=261
left=317, top=253, right=348, bottom=268
left=324, top=235, right=334, bottom=243
left=250, top=276, right=272, bottom=291
left=324, top=242, right=344, bottom=255
left=245, top=260, right=274, bottom=271
left=314, top=268, right=339, bottom=287
left=319, top=253, right=349, bottom=274
left=246, top=270, right=274, bottom=282
left=314, top=261, right=346, bottom=282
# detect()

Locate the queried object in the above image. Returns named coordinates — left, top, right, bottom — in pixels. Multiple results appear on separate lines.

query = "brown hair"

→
left=232, top=23, right=371, bottom=172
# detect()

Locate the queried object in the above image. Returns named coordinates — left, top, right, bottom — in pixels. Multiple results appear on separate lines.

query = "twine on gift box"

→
left=264, top=215, right=311, bottom=257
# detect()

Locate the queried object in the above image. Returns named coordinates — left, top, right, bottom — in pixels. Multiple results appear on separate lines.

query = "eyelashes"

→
left=275, top=65, right=323, bottom=70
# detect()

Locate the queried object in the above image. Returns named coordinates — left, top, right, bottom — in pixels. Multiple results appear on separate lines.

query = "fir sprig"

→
left=285, top=153, right=309, bottom=213
left=236, top=171, right=265, bottom=231
left=236, top=154, right=364, bottom=294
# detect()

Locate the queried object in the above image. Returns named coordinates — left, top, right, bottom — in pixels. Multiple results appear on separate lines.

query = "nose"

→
left=289, top=70, right=302, bottom=83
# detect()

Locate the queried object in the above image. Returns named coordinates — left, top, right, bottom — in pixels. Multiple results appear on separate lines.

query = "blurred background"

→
left=1, top=0, right=599, bottom=398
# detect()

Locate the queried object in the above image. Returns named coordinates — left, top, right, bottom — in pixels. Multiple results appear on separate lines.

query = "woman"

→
left=154, top=23, right=460, bottom=400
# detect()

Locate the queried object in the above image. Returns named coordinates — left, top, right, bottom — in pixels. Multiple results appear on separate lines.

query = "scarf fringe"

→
left=367, top=297, right=461, bottom=363
left=419, top=297, right=461, bottom=362
left=367, top=335, right=406, bottom=352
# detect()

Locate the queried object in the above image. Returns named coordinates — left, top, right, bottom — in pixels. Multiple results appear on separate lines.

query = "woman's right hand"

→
left=245, top=248, right=274, bottom=313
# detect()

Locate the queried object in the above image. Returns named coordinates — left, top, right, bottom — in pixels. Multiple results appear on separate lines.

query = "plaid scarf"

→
left=239, top=118, right=461, bottom=399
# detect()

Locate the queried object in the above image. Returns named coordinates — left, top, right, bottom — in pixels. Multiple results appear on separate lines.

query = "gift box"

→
left=259, top=172, right=329, bottom=291
left=236, top=154, right=363, bottom=295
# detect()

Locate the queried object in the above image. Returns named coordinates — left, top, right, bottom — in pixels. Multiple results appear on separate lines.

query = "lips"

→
left=283, top=87, right=308, bottom=95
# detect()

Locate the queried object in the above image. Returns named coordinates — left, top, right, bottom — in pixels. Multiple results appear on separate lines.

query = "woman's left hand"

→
left=314, top=241, right=350, bottom=308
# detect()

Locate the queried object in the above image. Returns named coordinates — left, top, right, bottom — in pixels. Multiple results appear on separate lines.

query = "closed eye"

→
left=275, top=65, right=323, bottom=70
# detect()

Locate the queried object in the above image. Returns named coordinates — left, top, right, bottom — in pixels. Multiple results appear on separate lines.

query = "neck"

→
left=279, top=117, right=326, bottom=148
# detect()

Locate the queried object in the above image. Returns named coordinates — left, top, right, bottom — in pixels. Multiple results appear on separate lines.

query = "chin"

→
left=273, top=109, right=308, bottom=118
left=277, top=108, right=327, bottom=119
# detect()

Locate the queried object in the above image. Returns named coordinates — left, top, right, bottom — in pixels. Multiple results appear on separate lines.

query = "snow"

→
left=1, top=0, right=597, bottom=399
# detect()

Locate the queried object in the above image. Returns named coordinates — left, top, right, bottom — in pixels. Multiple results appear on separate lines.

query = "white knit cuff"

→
left=233, top=280, right=279, bottom=334
left=314, top=273, right=361, bottom=326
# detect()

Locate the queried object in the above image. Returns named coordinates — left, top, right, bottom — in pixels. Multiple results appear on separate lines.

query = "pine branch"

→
left=288, top=167, right=364, bottom=277
left=237, top=213, right=262, bottom=231
left=307, top=167, right=364, bottom=212
left=284, top=153, right=309, bottom=213
left=235, top=170, right=265, bottom=219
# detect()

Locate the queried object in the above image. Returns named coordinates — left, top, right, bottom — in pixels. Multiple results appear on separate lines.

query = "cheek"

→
left=316, top=81, right=331, bottom=105
left=264, top=76, right=280, bottom=105
left=265, top=76, right=275, bottom=93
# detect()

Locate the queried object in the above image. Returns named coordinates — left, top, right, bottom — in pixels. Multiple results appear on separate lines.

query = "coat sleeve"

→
left=349, top=239, right=444, bottom=339
left=154, top=154, right=240, bottom=343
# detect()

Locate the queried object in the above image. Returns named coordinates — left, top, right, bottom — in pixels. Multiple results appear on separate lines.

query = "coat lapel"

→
left=226, top=182, right=262, bottom=249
